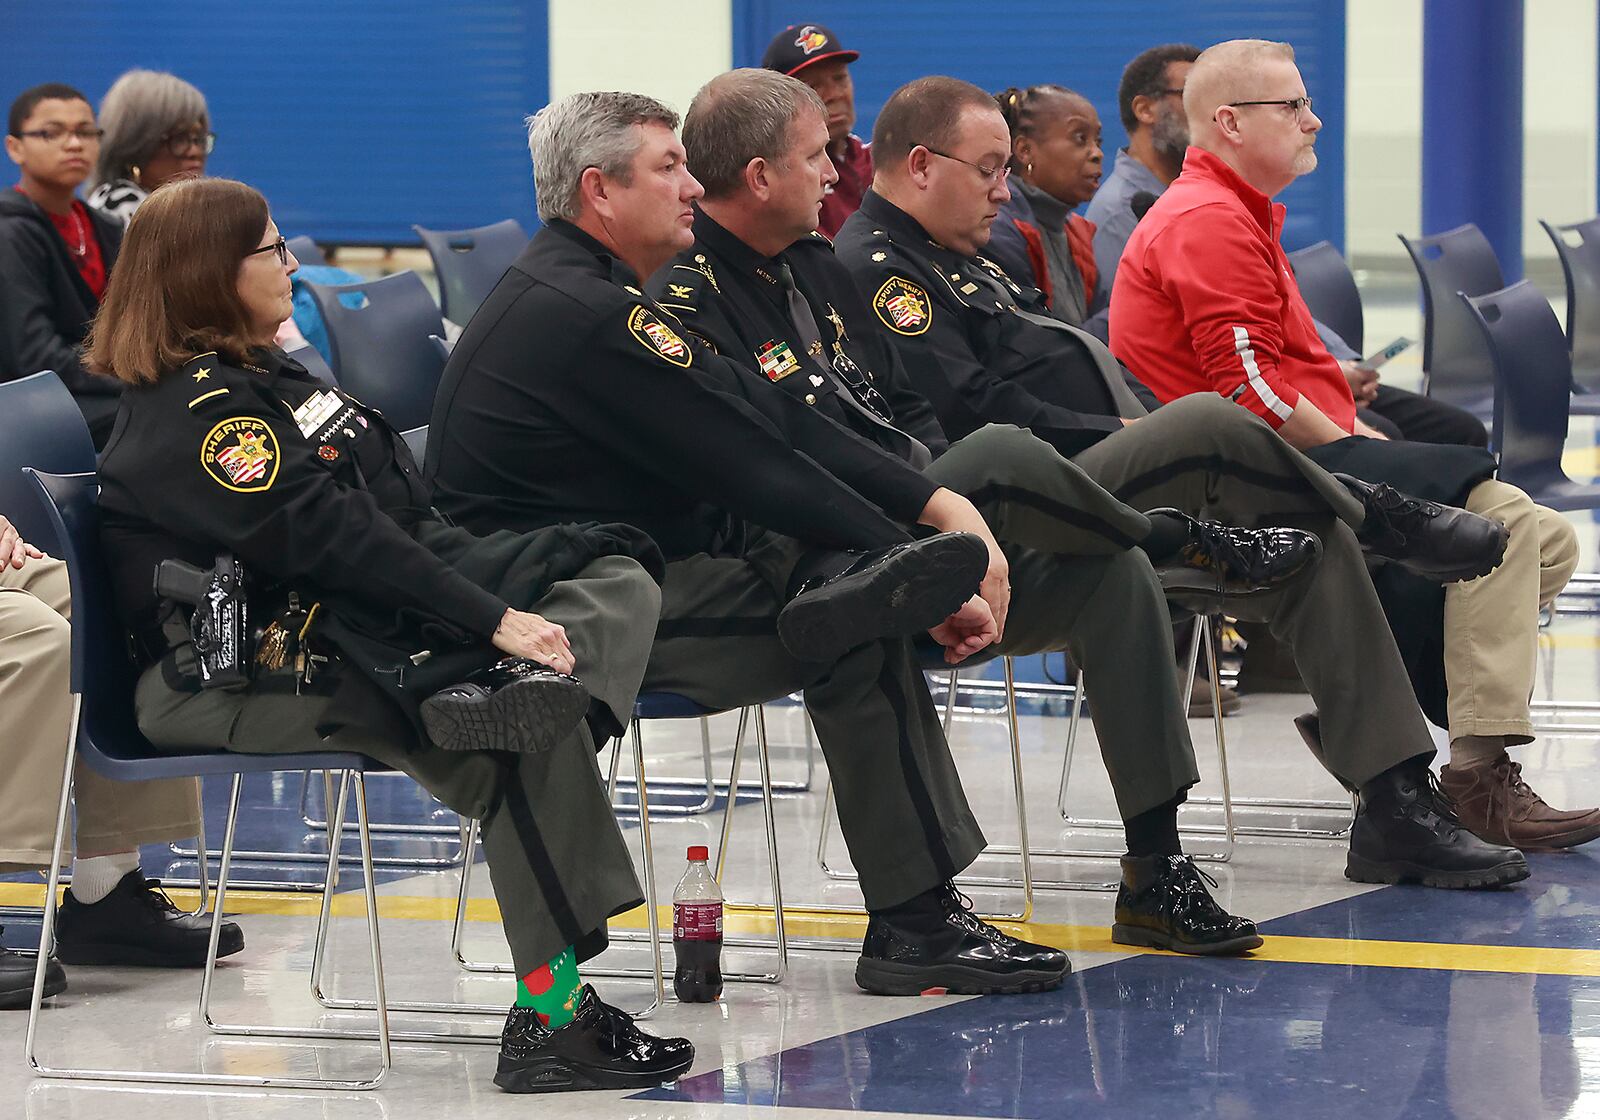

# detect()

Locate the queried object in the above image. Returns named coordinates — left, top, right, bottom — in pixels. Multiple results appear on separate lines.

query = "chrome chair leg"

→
left=201, top=772, right=410, bottom=1060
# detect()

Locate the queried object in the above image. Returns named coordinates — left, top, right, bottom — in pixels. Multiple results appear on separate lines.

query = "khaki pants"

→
left=0, top=556, right=200, bottom=870
left=1445, top=480, right=1580, bottom=741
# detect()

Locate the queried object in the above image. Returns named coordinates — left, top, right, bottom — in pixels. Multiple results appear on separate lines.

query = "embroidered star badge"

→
left=192, top=368, right=211, bottom=381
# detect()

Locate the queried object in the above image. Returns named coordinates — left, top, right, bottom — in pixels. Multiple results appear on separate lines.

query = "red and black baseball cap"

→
left=761, top=23, right=859, bottom=77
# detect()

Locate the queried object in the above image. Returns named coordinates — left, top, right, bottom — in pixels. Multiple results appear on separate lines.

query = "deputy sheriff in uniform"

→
left=649, top=69, right=1366, bottom=951
left=691, top=72, right=1529, bottom=892
left=90, top=177, right=694, bottom=1093
left=428, top=91, right=1089, bottom=991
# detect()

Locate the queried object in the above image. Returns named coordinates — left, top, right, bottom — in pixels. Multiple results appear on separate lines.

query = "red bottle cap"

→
left=687, top=845, right=709, bottom=861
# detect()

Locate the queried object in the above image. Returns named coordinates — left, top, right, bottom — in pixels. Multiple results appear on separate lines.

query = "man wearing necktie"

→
left=656, top=69, right=1527, bottom=904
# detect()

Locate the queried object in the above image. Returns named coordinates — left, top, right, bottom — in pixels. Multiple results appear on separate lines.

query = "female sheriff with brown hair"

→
left=88, top=176, right=694, bottom=1093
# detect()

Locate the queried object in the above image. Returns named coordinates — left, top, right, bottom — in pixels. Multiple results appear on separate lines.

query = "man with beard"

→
left=1090, top=43, right=1483, bottom=447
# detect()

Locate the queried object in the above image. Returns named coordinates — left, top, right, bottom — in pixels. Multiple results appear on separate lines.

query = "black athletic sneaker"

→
left=494, top=984, right=694, bottom=1093
left=420, top=659, right=591, bottom=754
left=1112, top=854, right=1263, bottom=955
left=856, top=883, right=1069, bottom=995
left=776, top=532, right=988, bottom=663
left=55, top=871, right=244, bottom=967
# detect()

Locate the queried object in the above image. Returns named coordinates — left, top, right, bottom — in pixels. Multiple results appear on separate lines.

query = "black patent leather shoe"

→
left=1153, top=510, right=1320, bottom=611
left=777, top=531, right=988, bottom=663
left=55, top=871, right=244, bottom=967
left=1347, top=763, right=1529, bottom=889
left=0, top=932, right=65, bottom=1009
left=856, top=884, right=1069, bottom=995
left=1337, top=474, right=1508, bottom=583
left=421, top=658, right=591, bottom=754
left=494, top=984, right=695, bottom=1093
left=1112, top=855, right=1263, bottom=955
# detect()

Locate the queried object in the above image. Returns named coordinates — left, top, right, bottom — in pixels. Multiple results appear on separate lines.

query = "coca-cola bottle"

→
left=672, top=844, right=724, bottom=1002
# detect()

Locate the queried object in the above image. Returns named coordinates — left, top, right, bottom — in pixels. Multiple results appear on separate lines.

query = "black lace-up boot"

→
left=1148, top=509, right=1320, bottom=611
left=1113, top=855, right=1263, bottom=955
left=856, top=883, right=1069, bottom=995
left=1347, top=761, right=1529, bottom=888
left=1336, top=474, right=1508, bottom=583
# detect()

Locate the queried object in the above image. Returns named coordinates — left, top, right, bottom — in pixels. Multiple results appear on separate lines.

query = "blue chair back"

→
left=28, top=469, right=374, bottom=780
left=285, top=235, right=327, bottom=267
left=303, top=270, right=445, bottom=431
left=1286, top=240, right=1364, bottom=353
left=285, top=342, right=338, bottom=387
left=413, top=219, right=527, bottom=327
left=0, top=371, right=97, bottom=551
left=1540, top=216, right=1600, bottom=394
left=1399, top=224, right=1505, bottom=411
left=29, top=470, right=160, bottom=772
left=1460, top=281, right=1574, bottom=494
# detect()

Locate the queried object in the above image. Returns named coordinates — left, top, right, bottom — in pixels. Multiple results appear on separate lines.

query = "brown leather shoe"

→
left=1440, top=755, right=1600, bottom=851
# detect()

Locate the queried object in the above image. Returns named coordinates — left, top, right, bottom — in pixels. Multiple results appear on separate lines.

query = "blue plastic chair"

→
left=23, top=469, right=392, bottom=1090
left=0, top=371, right=95, bottom=552
left=1400, top=224, right=1505, bottom=416
left=285, top=235, right=327, bottom=267
left=1539, top=216, right=1600, bottom=415
left=1287, top=240, right=1364, bottom=353
left=413, top=219, right=527, bottom=327
left=303, top=270, right=446, bottom=431
left=1461, top=281, right=1600, bottom=510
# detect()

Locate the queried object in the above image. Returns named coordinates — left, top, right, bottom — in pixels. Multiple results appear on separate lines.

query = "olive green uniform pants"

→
left=1071, top=393, right=1440, bottom=787
left=136, top=550, right=660, bottom=975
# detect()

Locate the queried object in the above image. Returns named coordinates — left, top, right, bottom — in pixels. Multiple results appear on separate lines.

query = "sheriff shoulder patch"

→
left=626, top=305, right=692, bottom=368
left=201, top=416, right=280, bottom=493
left=872, top=276, right=931, bottom=336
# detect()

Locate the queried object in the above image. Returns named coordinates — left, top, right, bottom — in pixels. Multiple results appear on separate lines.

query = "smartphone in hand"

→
left=1356, top=336, right=1414, bottom=372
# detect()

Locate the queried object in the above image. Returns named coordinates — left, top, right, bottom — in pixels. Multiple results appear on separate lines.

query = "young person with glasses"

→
left=0, top=82, right=124, bottom=445
left=88, top=69, right=214, bottom=224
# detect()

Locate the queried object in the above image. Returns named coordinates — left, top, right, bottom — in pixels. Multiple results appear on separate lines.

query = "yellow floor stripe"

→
left=7, top=881, right=1599, bottom=978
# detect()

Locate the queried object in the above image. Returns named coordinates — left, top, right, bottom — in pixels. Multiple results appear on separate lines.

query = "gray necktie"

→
left=777, top=263, right=932, bottom=468
left=961, top=264, right=1149, bottom=419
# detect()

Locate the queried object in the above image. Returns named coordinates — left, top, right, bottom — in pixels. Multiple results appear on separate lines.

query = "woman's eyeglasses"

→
left=244, top=236, right=288, bottom=267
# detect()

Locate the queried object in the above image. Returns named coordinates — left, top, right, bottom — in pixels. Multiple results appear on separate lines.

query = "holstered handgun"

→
left=154, top=554, right=252, bottom=689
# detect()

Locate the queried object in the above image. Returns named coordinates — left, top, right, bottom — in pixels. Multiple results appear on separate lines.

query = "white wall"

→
left=547, top=0, right=732, bottom=118
left=1346, top=0, right=1597, bottom=267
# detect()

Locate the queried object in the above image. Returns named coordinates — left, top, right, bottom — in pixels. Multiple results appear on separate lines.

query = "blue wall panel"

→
left=0, top=2, right=549, bottom=244
left=735, top=1, right=1346, bottom=252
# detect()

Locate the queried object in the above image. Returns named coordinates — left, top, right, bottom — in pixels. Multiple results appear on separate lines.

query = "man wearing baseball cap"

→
left=762, top=23, right=868, bottom=236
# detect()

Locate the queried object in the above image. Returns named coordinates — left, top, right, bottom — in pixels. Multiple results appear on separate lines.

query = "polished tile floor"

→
left=7, top=289, right=1600, bottom=1118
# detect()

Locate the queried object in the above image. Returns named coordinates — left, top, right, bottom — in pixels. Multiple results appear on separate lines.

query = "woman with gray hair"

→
left=87, top=69, right=212, bottom=223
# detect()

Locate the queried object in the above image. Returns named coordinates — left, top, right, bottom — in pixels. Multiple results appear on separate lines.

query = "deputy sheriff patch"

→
left=201, top=417, right=280, bottom=492
left=872, top=276, right=931, bottom=336
left=627, top=306, right=692, bottom=368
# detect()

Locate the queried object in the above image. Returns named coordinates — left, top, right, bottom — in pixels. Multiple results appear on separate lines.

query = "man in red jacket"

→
left=1111, top=38, right=1594, bottom=852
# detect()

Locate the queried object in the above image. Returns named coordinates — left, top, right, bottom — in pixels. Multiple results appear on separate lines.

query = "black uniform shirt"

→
left=98, top=348, right=508, bottom=656
left=836, top=190, right=1155, bottom=459
left=426, top=220, right=937, bottom=561
left=649, top=208, right=948, bottom=461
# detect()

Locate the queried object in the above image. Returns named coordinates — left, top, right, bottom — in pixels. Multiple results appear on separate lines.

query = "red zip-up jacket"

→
left=1107, top=146, right=1356, bottom=433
